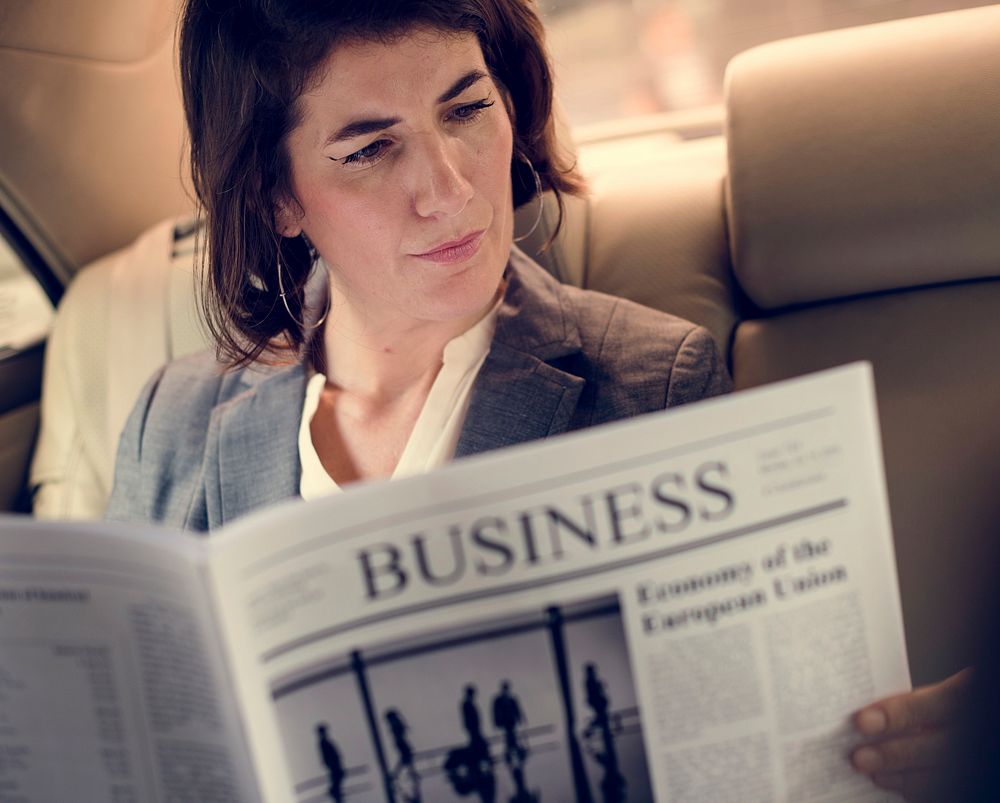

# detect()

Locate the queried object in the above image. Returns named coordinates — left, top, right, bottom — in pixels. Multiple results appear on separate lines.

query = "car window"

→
left=540, top=0, right=999, bottom=129
left=0, top=237, right=53, bottom=355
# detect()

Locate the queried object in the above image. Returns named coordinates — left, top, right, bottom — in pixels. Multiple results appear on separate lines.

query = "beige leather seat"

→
left=726, top=5, right=1000, bottom=686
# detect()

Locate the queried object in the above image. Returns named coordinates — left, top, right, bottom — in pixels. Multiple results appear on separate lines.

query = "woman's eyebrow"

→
left=326, top=69, right=488, bottom=146
left=437, top=69, right=488, bottom=104
left=327, top=116, right=401, bottom=146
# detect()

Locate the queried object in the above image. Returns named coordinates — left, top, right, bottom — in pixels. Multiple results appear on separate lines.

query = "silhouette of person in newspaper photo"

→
left=385, top=708, right=422, bottom=802
left=581, top=664, right=626, bottom=803
left=492, top=680, right=539, bottom=802
left=462, top=684, right=491, bottom=763
left=582, top=663, right=609, bottom=740
left=316, top=723, right=345, bottom=803
left=492, top=680, right=528, bottom=768
left=444, top=684, right=496, bottom=802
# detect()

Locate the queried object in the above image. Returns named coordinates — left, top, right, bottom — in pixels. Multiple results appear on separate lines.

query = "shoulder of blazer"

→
left=144, top=350, right=264, bottom=434
left=106, top=350, right=304, bottom=529
left=501, top=249, right=729, bottom=409
left=559, top=284, right=731, bottom=423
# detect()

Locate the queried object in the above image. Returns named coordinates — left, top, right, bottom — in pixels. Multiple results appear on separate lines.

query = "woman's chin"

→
left=410, top=271, right=505, bottom=327
left=418, top=252, right=506, bottom=319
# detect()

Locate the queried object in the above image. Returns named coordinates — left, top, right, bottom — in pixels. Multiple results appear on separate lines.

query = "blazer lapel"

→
left=454, top=344, right=584, bottom=457
left=206, top=361, right=307, bottom=527
left=455, top=247, right=586, bottom=458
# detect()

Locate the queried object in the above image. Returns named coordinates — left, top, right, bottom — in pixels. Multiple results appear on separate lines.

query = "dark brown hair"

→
left=179, top=0, right=584, bottom=367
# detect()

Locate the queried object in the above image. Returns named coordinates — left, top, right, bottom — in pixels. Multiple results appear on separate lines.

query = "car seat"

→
left=725, top=5, right=1000, bottom=684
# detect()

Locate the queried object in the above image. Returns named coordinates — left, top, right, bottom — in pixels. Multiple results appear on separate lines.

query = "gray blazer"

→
left=106, top=248, right=731, bottom=531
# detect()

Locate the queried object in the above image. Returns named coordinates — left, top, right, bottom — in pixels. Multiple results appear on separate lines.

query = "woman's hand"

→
left=850, top=668, right=973, bottom=801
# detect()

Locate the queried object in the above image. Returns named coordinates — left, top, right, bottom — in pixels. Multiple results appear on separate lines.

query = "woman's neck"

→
left=317, top=302, right=485, bottom=402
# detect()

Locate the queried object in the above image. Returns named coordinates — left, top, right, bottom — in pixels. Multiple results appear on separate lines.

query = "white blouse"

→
left=298, top=306, right=499, bottom=499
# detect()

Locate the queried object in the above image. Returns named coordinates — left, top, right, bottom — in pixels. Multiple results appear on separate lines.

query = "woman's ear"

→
left=274, top=197, right=303, bottom=238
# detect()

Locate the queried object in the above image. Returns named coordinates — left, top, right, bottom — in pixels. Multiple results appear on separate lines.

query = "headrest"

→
left=725, top=5, right=1000, bottom=311
left=0, top=0, right=190, bottom=276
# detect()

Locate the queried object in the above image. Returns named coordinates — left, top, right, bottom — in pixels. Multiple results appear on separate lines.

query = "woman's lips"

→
left=412, top=230, right=485, bottom=264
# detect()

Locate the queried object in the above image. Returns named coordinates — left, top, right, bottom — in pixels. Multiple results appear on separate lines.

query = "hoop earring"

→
left=277, top=247, right=330, bottom=330
left=513, top=153, right=545, bottom=243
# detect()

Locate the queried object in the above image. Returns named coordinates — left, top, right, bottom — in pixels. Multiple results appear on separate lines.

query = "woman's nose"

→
left=411, top=136, right=474, bottom=219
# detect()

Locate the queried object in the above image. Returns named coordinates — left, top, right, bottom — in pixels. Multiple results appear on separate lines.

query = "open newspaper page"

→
left=208, top=362, right=909, bottom=803
left=0, top=520, right=261, bottom=802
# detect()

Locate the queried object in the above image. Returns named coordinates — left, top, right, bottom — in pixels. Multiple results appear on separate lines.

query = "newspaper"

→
left=0, top=362, right=909, bottom=802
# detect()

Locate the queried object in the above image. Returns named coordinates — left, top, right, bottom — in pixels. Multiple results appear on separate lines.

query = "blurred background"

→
left=538, top=0, right=998, bottom=131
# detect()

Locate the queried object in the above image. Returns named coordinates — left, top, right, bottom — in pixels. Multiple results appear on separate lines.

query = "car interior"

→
left=1, top=0, right=999, bottom=699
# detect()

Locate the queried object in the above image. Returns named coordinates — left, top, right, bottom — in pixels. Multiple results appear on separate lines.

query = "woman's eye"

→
left=341, top=139, right=390, bottom=166
left=451, top=98, right=495, bottom=124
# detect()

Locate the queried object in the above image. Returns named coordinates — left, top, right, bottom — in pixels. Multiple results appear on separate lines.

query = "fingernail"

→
left=856, top=708, right=887, bottom=736
left=853, top=746, right=883, bottom=773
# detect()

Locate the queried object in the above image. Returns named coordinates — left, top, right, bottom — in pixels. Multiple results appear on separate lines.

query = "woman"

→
left=105, top=0, right=730, bottom=529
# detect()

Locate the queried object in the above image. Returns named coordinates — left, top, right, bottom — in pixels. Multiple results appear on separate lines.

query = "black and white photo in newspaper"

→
left=207, top=362, right=909, bottom=802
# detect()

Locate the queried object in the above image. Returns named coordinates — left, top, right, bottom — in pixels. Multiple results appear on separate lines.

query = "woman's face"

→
left=279, top=28, right=515, bottom=331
